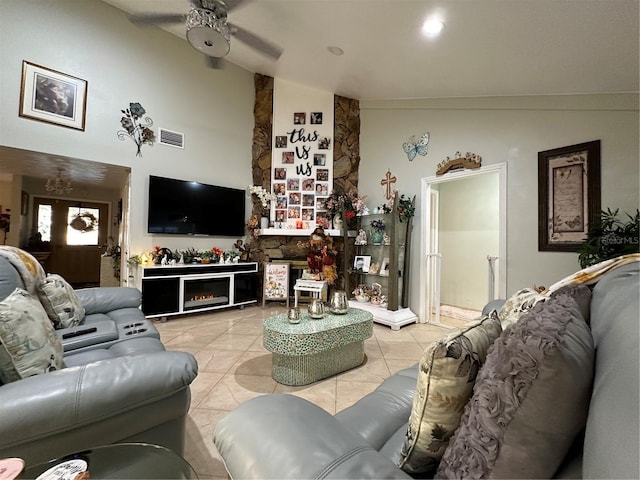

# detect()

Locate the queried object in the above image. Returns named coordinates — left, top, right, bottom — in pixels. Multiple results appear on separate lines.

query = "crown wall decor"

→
left=436, top=151, right=482, bottom=176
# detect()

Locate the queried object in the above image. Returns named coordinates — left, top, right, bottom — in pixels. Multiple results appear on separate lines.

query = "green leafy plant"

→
left=397, top=194, right=415, bottom=222
left=127, top=255, right=143, bottom=268
left=577, top=208, right=639, bottom=268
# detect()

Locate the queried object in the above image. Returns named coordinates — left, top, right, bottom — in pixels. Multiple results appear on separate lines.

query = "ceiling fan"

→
left=130, top=0, right=283, bottom=68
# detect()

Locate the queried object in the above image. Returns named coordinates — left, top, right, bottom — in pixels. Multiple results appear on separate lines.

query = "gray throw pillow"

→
left=437, top=294, right=594, bottom=479
left=0, top=288, right=64, bottom=383
left=37, top=273, right=85, bottom=329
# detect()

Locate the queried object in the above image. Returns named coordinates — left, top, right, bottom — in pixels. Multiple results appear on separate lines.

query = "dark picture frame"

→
left=19, top=61, right=88, bottom=131
left=538, top=140, right=601, bottom=251
left=353, top=255, right=371, bottom=273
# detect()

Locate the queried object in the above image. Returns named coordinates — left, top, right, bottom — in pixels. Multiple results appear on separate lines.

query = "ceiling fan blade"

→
left=129, top=13, right=184, bottom=25
left=229, top=23, right=283, bottom=60
left=223, top=0, right=251, bottom=12
left=205, top=56, right=226, bottom=69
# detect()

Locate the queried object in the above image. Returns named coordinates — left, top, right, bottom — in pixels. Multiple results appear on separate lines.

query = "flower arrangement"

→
left=248, top=185, right=277, bottom=210
left=370, top=219, right=385, bottom=232
left=145, top=246, right=233, bottom=265
left=211, top=247, right=224, bottom=262
left=150, top=246, right=174, bottom=264
left=397, top=194, right=415, bottom=222
left=117, top=102, right=155, bottom=157
left=375, top=193, right=414, bottom=221
left=324, top=191, right=368, bottom=221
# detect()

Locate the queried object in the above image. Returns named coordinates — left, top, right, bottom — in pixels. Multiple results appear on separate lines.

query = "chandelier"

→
left=185, top=1, right=231, bottom=58
left=45, top=169, right=73, bottom=194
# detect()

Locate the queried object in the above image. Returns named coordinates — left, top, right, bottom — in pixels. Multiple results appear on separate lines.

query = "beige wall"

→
left=360, top=95, right=639, bottom=313
left=2, top=2, right=638, bottom=309
left=438, top=173, right=500, bottom=310
left=0, top=0, right=256, bottom=259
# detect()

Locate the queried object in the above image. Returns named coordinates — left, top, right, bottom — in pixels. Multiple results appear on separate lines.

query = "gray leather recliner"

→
left=0, top=251, right=198, bottom=467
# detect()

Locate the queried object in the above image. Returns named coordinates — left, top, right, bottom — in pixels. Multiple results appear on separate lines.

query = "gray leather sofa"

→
left=213, top=262, right=639, bottom=479
left=0, top=252, right=198, bottom=467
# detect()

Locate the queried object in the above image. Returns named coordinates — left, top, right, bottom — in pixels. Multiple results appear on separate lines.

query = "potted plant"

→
left=211, top=247, right=224, bottom=263
left=577, top=208, right=640, bottom=268
left=200, top=250, right=213, bottom=264
left=370, top=219, right=385, bottom=245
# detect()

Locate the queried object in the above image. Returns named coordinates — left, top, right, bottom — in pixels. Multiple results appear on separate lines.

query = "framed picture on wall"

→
left=538, top=140, right=601, bottom=251
left=19, top=61, right=88, bottom=131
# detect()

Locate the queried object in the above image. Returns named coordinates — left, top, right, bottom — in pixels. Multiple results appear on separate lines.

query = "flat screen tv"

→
left=148, top=175, right=246, bottom=236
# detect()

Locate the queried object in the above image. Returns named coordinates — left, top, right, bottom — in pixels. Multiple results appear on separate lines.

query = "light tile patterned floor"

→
left=155, top=305, right=470, bottom=479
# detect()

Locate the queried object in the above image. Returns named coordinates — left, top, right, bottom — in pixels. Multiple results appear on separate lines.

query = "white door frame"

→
left=419, top=163, right=507, bottom=323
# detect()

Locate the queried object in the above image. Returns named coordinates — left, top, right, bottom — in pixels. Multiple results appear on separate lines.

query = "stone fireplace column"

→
left=250, top=74, right=360, bottom=294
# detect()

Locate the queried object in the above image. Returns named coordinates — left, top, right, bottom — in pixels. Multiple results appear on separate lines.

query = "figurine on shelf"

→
left=297, top=226, right=338, bottom=284
left=383, top=232, right=391, bottom=245
left=354, top=229, right=368, bottom=245
left=369, top=262, right=380, bottom=275
left=370, top=282, right=383, bottom=304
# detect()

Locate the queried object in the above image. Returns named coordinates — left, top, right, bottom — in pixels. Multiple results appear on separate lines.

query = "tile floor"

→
left=154, top=304, right=472, bottom=479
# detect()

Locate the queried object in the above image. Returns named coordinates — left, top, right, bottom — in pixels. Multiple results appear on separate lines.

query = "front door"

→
left=33, top=197, right=109, bottom=287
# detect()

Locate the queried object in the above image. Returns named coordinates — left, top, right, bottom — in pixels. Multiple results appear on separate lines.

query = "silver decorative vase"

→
left=329, top=291, right=349, bottom=314
left=308, top=298, right=326, bottom=319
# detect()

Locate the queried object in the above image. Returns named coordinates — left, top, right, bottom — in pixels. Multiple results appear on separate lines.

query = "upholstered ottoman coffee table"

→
left=263, top=307, right=373, bottom=386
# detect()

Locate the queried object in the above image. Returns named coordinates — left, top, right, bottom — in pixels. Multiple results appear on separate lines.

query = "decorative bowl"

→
left=355, top=294, right=370, bottom=303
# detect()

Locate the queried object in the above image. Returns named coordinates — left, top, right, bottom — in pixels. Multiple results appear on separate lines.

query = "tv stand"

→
left=141, top=262, right=258, bottom=319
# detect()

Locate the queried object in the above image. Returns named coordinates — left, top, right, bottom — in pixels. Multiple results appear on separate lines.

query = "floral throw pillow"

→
left=37, top=274, right=85, bottom=329
left=0, top=288, right=64, bottom=383
left=398, top=312, right=502, bottom=475
left=498, top=287, right=547, bottom=328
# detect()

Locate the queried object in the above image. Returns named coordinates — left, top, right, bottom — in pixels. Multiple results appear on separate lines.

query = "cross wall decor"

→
left=381, top=169, right=397, bottom=200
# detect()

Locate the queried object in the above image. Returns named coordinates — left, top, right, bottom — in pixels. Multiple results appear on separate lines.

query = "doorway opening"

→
left=419, top=163, right=507, bottom=325
left=33, top=197, right=109, bottom=288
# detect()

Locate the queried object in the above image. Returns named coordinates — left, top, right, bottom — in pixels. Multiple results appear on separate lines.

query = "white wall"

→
left=438, top=173, right=500, bottom=310
left=0, top=0, right=255, bottom=258
left=360, top=95, right=639, bottom=313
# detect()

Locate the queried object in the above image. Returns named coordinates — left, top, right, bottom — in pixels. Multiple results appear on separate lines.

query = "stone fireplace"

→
left=248, top=74, right=360, bottom=294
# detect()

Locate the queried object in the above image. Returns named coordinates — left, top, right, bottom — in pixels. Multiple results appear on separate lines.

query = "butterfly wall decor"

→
left=402, top=132, right=430, bottom=161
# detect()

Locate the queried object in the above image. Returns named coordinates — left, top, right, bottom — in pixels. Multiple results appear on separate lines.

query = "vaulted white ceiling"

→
left=2, top=0, right=638, bottom=190
left=102, top=0, right=639, bottom=100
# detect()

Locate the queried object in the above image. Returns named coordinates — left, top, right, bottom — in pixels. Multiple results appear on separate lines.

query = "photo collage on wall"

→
left=272, top=110, right=333, bottom=229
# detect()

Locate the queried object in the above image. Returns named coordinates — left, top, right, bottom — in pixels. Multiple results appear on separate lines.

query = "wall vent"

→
left=158, top=128, right=184, bottom=149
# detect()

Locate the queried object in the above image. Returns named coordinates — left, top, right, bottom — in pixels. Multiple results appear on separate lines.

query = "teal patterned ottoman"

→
left=263, top=308, right=373, bottom=386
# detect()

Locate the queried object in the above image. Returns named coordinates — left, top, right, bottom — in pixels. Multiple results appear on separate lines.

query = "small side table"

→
left=21, top=443, right=197, bottom=479
left=293, top=279, right=328, bottom=307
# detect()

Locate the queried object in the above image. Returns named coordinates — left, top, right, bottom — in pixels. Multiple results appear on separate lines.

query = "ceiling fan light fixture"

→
left=186, top=7, right=230, bottom=57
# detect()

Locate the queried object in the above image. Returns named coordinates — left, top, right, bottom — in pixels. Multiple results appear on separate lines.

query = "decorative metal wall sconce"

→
left=117, top=102, right=155, bottom=157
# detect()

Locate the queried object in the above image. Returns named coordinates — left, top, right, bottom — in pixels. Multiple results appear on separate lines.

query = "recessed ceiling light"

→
left=327, top=46, right=344, bottom=56
left=422, top=18, right=445, bottom=38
